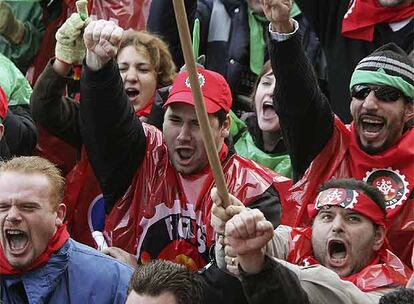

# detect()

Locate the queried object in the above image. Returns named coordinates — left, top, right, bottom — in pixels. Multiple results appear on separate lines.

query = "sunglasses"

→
left=351, top=84, right=406, bottom=102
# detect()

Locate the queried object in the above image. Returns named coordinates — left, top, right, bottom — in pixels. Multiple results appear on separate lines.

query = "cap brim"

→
left=163, top=91, right=222, bottom=114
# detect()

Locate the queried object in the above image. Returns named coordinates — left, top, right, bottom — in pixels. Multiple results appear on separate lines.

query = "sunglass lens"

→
left=351, top=85, right=370, bottom=100
left=374, top=86, right=402, bottom=102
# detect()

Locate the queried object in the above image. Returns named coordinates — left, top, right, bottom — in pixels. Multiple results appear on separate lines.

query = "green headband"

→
left=350, top=70, right=414, bottom=100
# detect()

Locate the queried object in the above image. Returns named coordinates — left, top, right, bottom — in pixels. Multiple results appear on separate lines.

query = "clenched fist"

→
left=84, top=20, right=123, bottom=71
left=225, top=208, right=274, bottom=274
left=261, top=0, right=294, bottom=33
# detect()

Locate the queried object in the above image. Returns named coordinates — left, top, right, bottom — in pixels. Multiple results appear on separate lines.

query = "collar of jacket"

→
left=2, top=240, right=71, bottom=303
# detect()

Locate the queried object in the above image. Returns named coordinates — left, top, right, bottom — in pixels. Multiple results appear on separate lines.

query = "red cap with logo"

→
left=0, top=86, right=8, bottom=123
left=164, top=67, right=232, bottom=113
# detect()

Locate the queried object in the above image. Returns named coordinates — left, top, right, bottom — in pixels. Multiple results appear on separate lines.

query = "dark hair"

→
left=379, top=288, right=414, bottom=304
left=249, top=60, right=273, bottom=111
left=318, top=178, right=386, bottom=214
left=213, top=109, right=228, bottom=127
left=127, top=260, right=203, bottom=304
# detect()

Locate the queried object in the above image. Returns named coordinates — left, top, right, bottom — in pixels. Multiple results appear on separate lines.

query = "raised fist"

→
left=55, top=13, right=88, bottom=64
left=83, top=20, right=123, bottom=71
left=261, top=0, right=294, bottom=32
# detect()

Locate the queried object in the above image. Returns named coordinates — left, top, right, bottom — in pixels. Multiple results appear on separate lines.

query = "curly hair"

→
left=119, top=30, right=176, bottom=88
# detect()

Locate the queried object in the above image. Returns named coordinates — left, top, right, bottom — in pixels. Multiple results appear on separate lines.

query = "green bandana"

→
left=350, top=70, right=414, bottom=99
left=248, top=8, right=267, bottom=75
left=230, top=111, right=292, bottom=177
left=290, top=1, right=301, bottom=18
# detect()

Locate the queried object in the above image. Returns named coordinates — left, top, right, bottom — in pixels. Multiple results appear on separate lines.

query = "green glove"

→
left=0, top=1, right=25, bottom=45
left=55, top=12, right=88, bottom=64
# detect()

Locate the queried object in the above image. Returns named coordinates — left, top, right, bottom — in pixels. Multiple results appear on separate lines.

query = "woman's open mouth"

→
left=125, top=88, right=140, bottom=101
left=262, top=101, right=276, bottom=119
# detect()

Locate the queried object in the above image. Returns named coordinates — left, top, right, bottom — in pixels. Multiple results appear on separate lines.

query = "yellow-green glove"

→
left=0, top=1, right=25, bottom=45
left=55, top=12, right=88, bottom=64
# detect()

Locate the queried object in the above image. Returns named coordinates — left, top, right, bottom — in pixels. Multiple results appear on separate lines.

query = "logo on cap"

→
left=185, top=73, right=205, bottom=89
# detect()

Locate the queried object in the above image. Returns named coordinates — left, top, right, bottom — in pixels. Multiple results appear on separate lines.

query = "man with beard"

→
left=212, top=178, right=412, bottom=304
left=261, top=0, right=414, bottom=267
left=293, top=0, right=413, bottom=123
left=0, top=156, right=133, bottom=303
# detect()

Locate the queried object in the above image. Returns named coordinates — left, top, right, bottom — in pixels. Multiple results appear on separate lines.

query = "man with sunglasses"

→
left=261, top=0, right=414, bottom=267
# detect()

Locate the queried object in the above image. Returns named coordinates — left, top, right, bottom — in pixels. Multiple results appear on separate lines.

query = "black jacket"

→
left=2, top=105, right=37, bottom=159
left=269, top=31, right=334, bottom=182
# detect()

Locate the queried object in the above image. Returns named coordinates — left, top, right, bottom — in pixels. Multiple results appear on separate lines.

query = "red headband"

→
left=308, top=188, right=386, bottom=226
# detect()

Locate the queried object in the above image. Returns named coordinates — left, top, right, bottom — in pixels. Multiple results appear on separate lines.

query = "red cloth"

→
left=26, top=1, right=71, bottom=85
left=90, top=0, right=149, bottom=30
left=64, top=148, right=102, bottom=248
left=0, top=86, right=8, bottom=120
left=0, top=224, right=69, bottom=275
left=342, top=0, right=414, bottom=42
left=286, top=227, right=412, bottom=291
left=135, top=96, right=154, bottom=118
left=33, top=127, right=78, bottom=177
left=307, top=188, right=386, bottom=227
left=288, top=117, right=414, bottom=267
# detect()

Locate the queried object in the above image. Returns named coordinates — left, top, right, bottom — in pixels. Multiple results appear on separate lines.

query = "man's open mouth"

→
left=5, top=229, right=28, bottom=253
left=176, top=147, right=194, bottom=163
left=328, top=240, right=348, bottom=265
left=359, top=115, right=385, bottom=135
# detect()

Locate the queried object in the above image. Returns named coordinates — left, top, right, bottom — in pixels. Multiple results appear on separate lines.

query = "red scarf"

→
left=0, top=224, right=70, bottom=275
left=135, top=96, right=154, bottom=118
left=287, top=227, right=412, bottom=291
left=342, top=0, right=414, bottom=42
left=348, top=123, right=414, bottom=220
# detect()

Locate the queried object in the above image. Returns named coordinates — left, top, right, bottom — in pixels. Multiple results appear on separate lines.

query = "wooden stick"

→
left=172, top=0, right=230, bottom=208
left=76, top=0, right=89, bottom=21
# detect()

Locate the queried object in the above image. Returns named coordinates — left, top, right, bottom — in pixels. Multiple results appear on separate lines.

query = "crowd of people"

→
left=0, top=0, right=413, bottom=303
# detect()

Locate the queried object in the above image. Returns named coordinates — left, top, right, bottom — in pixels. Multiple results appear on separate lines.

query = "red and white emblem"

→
left=364, top=168, right=409, bottom=209
left=185, top=73, right=205, bottom=88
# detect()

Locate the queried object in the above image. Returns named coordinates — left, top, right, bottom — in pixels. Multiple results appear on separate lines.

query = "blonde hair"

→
left=119, top=30, right=176, bottom=88
left=0, top=156, right=65, bottom=209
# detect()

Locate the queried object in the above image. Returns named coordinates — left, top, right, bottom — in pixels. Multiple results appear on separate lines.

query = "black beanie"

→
left=350, top=43, right=414, bottom=99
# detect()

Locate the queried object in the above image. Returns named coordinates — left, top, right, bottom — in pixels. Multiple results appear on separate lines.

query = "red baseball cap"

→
left=0, top=86, right=8, bottom=123
left=164, top=67, right=232, bottom=113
